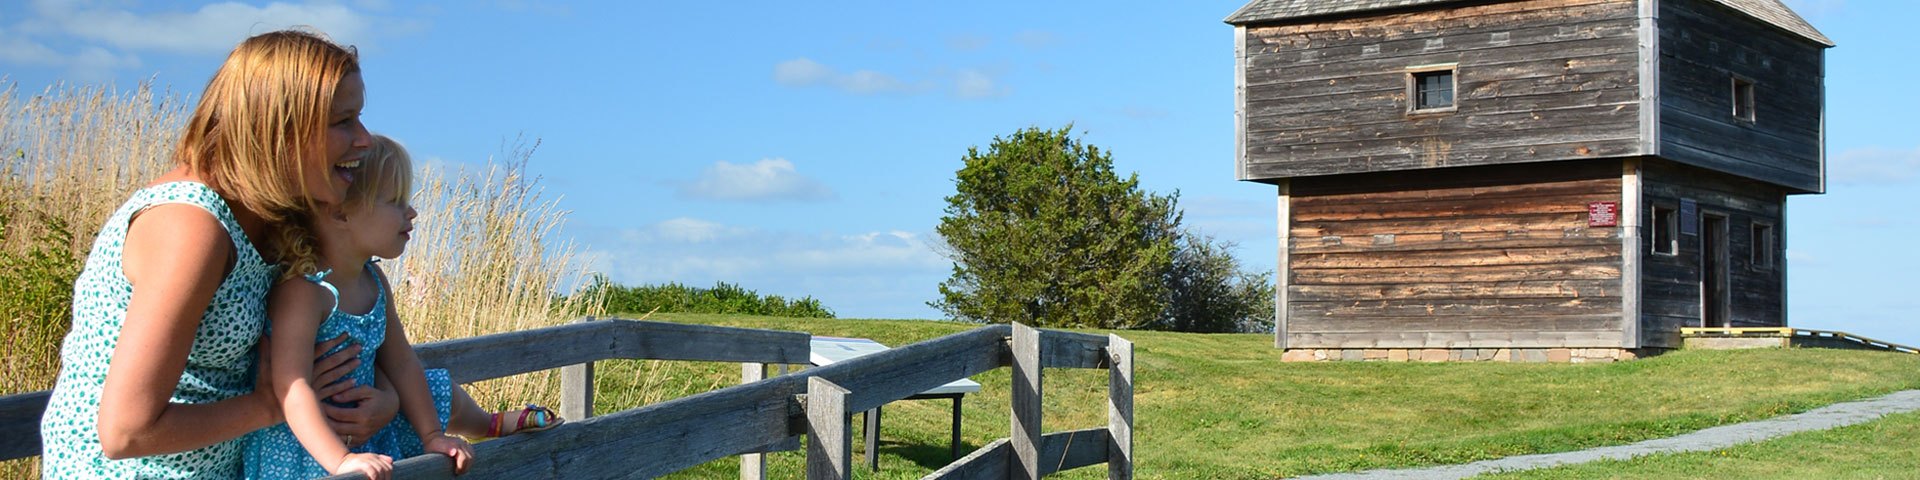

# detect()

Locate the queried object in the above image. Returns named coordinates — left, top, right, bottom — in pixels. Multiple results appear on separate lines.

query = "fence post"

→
left=741, top=362, right=768, bottom=480
left=1107, top=334, right=1134, bottom=480
left=806, top=376, right=852, bottom=480
left=1011, top=323, right=1042, bottom=480
left=560, top=316, right=596, bottom=421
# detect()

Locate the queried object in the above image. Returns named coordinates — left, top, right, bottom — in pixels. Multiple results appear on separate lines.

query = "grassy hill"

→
left=563, top=313, right=1920, bottom=480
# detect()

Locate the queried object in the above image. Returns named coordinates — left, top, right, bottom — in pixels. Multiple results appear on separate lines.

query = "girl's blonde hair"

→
left=174, top=28, right=358, bottom=229
left=277, top=134, right=414, bottom=280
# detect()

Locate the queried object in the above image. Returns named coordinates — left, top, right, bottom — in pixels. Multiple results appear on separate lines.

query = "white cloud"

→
left=493, top=0, right=572, bottom=16
left=0, top=26, right=141, bottom=83
left=1011, top=30, right=1061, bottom=50
left=583, top=219, right=951, bottom=318
left=650, top=217, right=750, bottom=243
left=772, top=57, right=926, bottom=95
left=945, top=34, right=989, bottom=52
left=2, top=1, right=418, bottom=79
left=772, top=57, right=1009, bottom=99
left=772, top=57, right=832, bottom=85
left=1829, top=146, right=1920, bottom=186
left=30, top=1, right=376, bottom=54
left=951, top=68, right=1008, bottom=99
left=678, top=158, right=837, bottom=202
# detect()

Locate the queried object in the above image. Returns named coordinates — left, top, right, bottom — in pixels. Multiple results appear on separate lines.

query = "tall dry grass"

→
left=1, top=80, right=604, bottom=474
left=1, top=80, right=185, bottom=398
left=387, top=136, right=606, bottom=410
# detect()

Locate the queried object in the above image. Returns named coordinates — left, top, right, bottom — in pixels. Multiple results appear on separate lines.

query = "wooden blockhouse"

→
left=1225, top=0, right=1831, bottom=360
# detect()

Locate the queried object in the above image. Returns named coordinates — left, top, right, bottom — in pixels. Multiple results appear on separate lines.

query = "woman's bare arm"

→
left=96, top=205, right=280, bottom=459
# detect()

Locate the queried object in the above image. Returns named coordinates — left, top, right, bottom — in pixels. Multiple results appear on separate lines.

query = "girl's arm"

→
left=371, top=265, right=473, bottom=474
left=267, top=279, right=378, bottom=473
left=97, top=205, right=282, bottom=459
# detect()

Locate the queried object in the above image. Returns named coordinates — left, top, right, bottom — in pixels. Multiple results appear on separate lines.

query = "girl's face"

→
left=343, top=181, right=417, bottom=260
left=315, top=72, right=371, bottom=204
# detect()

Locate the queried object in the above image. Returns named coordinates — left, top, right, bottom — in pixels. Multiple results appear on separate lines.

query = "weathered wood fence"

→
left=0, top=318, right=1134, bottom=479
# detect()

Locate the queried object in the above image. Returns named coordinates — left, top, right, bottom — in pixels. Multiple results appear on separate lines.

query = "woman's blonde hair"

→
left=174, top=28, right=358, bottom=229
left=277, top=134, right=413, bottom=280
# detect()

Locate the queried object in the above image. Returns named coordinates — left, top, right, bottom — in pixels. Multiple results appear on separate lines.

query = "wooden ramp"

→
left=1681, top=327, right=1919, bottom=355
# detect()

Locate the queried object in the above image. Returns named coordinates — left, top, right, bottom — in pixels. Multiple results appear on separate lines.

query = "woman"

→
left=39, top=29, right=403, bottom=478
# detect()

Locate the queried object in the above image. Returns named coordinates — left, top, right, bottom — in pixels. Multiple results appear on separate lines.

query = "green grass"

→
left=1472, top=410, right=1920, bottom=479
left=574, top=313, right=1920, bottom=480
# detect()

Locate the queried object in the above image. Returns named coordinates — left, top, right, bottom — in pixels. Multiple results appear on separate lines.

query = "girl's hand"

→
left=423, top=433, right=475, bottom=475
left=335, top=452, right=394, bottom=480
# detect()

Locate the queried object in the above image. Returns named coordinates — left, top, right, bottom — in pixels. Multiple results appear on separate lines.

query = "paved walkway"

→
left=1290, top=389, right=1920, bottom=480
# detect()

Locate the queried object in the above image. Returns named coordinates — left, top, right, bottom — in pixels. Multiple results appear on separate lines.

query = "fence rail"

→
left=0, top=318, right=1134, bottom=480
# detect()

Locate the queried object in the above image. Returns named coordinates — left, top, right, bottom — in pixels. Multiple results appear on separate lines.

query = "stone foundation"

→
left=1280, top=347, right=1666, bottom=363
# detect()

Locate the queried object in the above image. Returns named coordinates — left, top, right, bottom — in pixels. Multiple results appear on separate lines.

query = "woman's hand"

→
left=423, top=433, right=475, bottom=475
left=298, top=333, right=397, bottom=448
left=311, top=333, right=363, bottom=392
left=334, top=452, right=394, bottom=480
left=322, top=369, right=399, bottom=447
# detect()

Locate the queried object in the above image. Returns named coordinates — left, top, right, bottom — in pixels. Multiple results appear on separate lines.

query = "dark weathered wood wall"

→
left=1285, top=160, right=1625, bottom=348
left=1239, top=0, right=1643, bottom=181
left=1637, top=159, right=1786, bottom=347
left=1657, top=0, right=1825, bottom=192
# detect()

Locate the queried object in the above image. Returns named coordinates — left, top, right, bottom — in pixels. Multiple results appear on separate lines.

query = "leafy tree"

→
left=1160, top=232, right=1275, bottom=333
left=932, top=126, right=1180, bottom=329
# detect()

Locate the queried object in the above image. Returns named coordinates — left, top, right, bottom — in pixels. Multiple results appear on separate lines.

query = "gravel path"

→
left=1287, top=389, right=1920, bottom=480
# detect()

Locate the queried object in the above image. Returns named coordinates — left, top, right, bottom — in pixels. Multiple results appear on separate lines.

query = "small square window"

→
left=1732, top=77, right=1755, bottom=122
left=1408, top=67, right=1456, bottom=113
left=1751, top=223, right=1774, bottom=268
left=1652, top=206, right=1677, bottom=255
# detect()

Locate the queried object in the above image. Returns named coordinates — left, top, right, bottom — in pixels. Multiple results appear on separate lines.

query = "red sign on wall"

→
left=1588, top=201, right=1619, bottom=227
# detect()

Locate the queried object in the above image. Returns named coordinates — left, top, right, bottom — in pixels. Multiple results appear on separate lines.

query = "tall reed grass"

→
left=1, top=80, right=606, bottom=474
left=0, top=80, right=184, bottom=398
left=387, top=137, right=606, bottom=410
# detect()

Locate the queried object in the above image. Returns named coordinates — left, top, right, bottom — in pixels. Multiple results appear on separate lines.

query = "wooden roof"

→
left=1224, top=0, right=1832, bottom=47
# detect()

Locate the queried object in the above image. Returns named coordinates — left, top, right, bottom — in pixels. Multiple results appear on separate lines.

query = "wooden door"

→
left=1701, top=214, right=1729, bottom=328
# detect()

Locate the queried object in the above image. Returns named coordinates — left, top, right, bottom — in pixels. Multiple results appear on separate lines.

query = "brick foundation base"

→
left=1279, top=347, right=1667, bottom=363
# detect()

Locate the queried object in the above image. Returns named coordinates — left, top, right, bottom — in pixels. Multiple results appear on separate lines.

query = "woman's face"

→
left=315, top=72, right=371, bottom=204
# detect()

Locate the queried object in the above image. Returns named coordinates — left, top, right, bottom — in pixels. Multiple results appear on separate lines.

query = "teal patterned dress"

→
left=40, top=182, right=275, bottom=478
left=242, top=262, right=452, bottom=480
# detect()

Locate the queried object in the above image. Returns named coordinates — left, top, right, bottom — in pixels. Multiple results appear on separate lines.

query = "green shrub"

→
left=581, top=275, right=835, bottom=318
left=0, top=200, right=79, bottom=393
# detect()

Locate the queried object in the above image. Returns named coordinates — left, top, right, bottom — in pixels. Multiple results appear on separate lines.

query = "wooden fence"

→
left=0, top=318, right=1134, bottom=479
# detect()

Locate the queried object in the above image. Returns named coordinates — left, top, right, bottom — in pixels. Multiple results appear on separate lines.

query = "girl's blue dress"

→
left=243, top=263, right=452, bottom=479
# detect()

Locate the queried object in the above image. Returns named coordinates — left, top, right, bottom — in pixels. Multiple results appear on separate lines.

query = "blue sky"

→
left=4, top=1, right=1916, bottom=347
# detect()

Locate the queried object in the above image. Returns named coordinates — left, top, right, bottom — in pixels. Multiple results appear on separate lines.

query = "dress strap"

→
left=303, top=269, right=341, bottom=314
left=130, top=181, right=265, bottom=269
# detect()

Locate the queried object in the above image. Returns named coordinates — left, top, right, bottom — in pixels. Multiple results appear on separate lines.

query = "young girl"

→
left=243, top=136, right=487, bottom=479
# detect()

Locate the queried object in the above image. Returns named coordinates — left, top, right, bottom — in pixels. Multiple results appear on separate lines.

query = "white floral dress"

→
left=40, top=182, right=275, bottom=478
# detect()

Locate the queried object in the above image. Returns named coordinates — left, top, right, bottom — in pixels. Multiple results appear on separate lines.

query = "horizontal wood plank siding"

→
left=1637, top=159, right=1787, bottom=347
left=1285, top=161, right=1626, bottom=349
left=1657, top=0, right=1824, bottom=192
left=1239, top=0, right=1643, bottom=181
